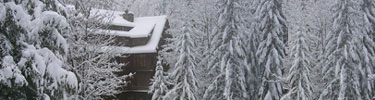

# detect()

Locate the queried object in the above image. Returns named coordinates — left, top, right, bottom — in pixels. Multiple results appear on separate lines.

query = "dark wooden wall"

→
left=114, top=36, right=151, bottom=47
left=109, top=25, right=133, bottom=31
left=112, top=20, right=170, bottom=100
left=115, top=53, right=157, bottom=100
left=117, top=92, right=151, bottom=100
left=122, top=53, right=157, bottom=90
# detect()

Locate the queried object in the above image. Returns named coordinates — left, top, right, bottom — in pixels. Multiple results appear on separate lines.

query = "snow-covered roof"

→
left=109, top=15, right=167, bottom=54
left=96, top=9, right=168, bottom=54
left=93, top=9, right=165, bottom=38
left=98, top=16, right=162, bottom=38
left=91, top=9, right=135, bottom=27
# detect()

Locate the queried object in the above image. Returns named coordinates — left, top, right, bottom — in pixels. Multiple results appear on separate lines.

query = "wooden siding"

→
left=109, top=25, right=133, bottom=31
left=116, top=53, right=157, bottom=90
left=114, top=36, right=131, bottom=46
left=115, top=53, right=157, bottom=100
left=117, top=92, right=151, bottom=100
left=113, top=19, right=169, bottom=100
left=125, top=71, right=154, bottom=90
left=128, top=54, right=157, bottom=70
left=114, top=36, right=150, bottom=47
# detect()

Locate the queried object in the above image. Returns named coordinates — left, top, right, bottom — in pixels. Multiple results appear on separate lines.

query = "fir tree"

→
left=319, top=0, right=371, bottom=99
left=0, top=0, right=78, bottom=99
left=149, top=58, right=170, bottom=100
left=254, top=0, right=287, bottom=99
left=282, top=0, right=316, bottom=99
left=361, top=0, right=375, bottom=99
left=203, top=0, right=249, bottom=100
left=163, top=22, right=200, bottom=100
left=363, top=0, right=375, bottom=40
left=282, top=26, right=314, bottom=100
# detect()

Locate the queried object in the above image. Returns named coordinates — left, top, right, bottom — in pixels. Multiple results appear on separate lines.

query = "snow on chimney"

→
left=123, top=9, right=134, bottom=22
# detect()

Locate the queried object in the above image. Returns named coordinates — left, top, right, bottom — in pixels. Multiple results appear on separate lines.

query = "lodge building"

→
left=96, top=9, right=169, bottom=100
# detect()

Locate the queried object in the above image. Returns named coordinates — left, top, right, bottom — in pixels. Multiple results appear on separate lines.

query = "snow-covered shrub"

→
left=0, top=0, right=78, bottom=99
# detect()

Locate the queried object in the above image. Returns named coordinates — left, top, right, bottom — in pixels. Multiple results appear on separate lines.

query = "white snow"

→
left=93, top=9, right=166, bottom=38
left=102, top=15, right=168, bottom=54
left=5, top=2, right=31, bottom=29
left=22, top=45, right=78, bottom=88
left=264, top=91, right=272, bottom=100
left=43, top=47, right=77, bottom=88
left=96, top=13, right=163, bottom=38
left=27, top=10, right=69, bottom=53
left=98, top=17, right=156, bottom=38
left=43, top=94, right=50, bottom=100
left=369, top=74, right=375, bottom=80
left=0, top=3, right=5, bottom=22
left=91, top=9, right=135, bottom=27
left=0, top=56, right=27, bottom=86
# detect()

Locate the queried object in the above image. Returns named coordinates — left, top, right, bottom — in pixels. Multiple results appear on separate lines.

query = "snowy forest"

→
left=1, top=0, right=375, bottom=100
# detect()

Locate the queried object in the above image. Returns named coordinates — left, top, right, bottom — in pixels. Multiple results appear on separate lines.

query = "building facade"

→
left=96, top=9, right=169, bottom=100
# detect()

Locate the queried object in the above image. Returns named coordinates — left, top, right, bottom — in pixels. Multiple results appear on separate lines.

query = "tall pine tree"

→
left=283, top=26, right=315, bottom=100
left=203, top=0, right=249, bottom=99
left=254, top=0, right=287, bottom=99
left=319, top=0, right=372, bottom=99
left=163, top=22, right=200, bottom=100
left=149, top=58, right=170, bottom=100
left=282, top=0, right=316, bottom=99
left=361, top=0, right=375, bottom=99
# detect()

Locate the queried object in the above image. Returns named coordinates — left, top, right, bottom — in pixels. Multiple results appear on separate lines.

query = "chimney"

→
left=123, top=9, right=134, bottom=22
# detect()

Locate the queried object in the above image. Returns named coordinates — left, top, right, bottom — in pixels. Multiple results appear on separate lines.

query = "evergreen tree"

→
left=0, top=0, right=78, bottom=99
left=282, top=0, right=316, bottom=100
left=361, top=0, right=375, bottom=98
left=203, top=0, right=249, bottom=100
left=310, top=0, right=335, bottom=98
left=243, top=0, right=263, bottom=99
left=193, top=0, right=221, bottom=98
left=254, top=0, right=287, bottom=99
left=149, top=58, right=170, bottom=100
left=163, top=22, right=200, bottom=100
left=319, top=0, right=372, bottom=99
left=363, top=0, right=375, bottom=40
left=282, top=26, right=314, bottom=100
